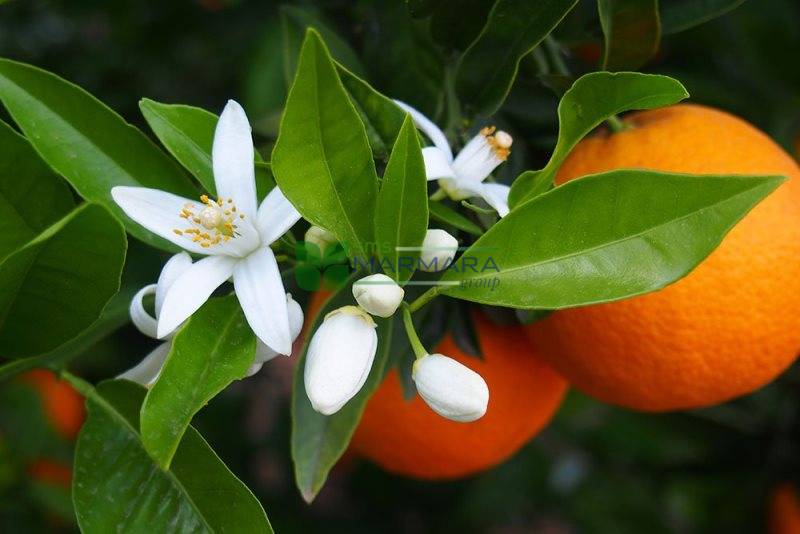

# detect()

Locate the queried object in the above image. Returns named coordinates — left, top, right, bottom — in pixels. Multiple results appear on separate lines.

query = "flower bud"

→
left=419, top=229, right=458, bottom=272
left=304, top=306, right=378, bottom=415
left=304, top=225, right=338, bottom=255
left=412, top=354, right=489, bottom=422
left=352, top=274, right=404, bottom=318
left=253, top=293, right=304, bottom=363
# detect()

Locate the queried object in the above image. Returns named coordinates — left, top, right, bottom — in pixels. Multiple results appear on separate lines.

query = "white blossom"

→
left=413, top=353, right=489, bottom=422
left=418, top=229, right=458, bottom=272
left=352, top=274, right=404, bottom=318
left=395, top=100, right=513, bottom=217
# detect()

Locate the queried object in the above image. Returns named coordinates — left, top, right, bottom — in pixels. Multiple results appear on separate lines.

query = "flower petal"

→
left=252, top=293, right=305, bottom=363
left=111, top=186, right=208, bottom=254
left=130, top=284, right=158, bottom=338
left=157, top=255, right=237, bottom=338
left=477, top=182, right=511, bottom=218
left=212, top=100, right=258, bottom=218
left=233, top=247, right=291, bottom=354
left=256, top=186, right=302, bottom=244
left=394, top=100, right=453, bottom=162
left=155, top=252, right=193, bottom=317
left=117, top=342, right=171, bottom=387
left=412, top=353, right=489, bottom=422
left=422, top=147, right=455, bottom=180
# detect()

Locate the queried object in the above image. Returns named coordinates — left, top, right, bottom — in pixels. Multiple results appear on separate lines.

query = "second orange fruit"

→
left=351, top=314, right=567, bottom=479
left=528, top=104, right=800, bottom=411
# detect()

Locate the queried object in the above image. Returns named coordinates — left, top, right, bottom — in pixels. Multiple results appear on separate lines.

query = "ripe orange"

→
left=27, top=459, right=73, bottom=488
left=769, top=483, right=800, bottom=534
left=528, top=104, right=800, bottom=411
left=351, top=313, right=568, bottom=479
left=21, top=369, right=85, bottom=440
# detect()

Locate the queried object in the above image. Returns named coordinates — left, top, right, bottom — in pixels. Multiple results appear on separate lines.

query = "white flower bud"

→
left=412, top=354, right=489, bottom=422
left=304, top=225, right=338, bottom=255
left=419, top=229, right=458, bottom=272
left=253, top=293, right=305, bottom=363
left=304, top=306, right=378, bottom=415
left=352, top=274, right=404, bottom=318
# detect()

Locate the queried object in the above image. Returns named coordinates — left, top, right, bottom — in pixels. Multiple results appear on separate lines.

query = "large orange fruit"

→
left=769, top=483, right=800, bottom=534
left=351, top=314, right=567, bottom=479
left=528, top=104, right=800, bottom=411
left=21, top=369, right=85, bottom=439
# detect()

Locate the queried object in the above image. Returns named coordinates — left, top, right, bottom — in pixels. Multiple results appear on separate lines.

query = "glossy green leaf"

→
left=442, top=170, right=784, bottom=308
left=140, top=295, right=256, bottom=469
left=337, top=63, right=406, bottom=159
left=428, top=200, right=483, bottom=236
left=0, top=203, right=126, bottom=358
left=455, top=0, right=579, bottom=116
left=272, top=30, right=378, bottom=262
left=0, top=119, right=73, bottom=262
left=0, top=58, right=197, bottom=250
left=0, top=286, right=134, bottom=381
left=375, top=116, right=429, bottom=283
left=138, top=99, right=272, bottom=199
left=661, top=0, right=747, bottom=34
left=291, top=275, right=394, bottom=502
left=598, top=0, right=661, bottom=71
left=74, top=380, right=271, bottom=533
left=508, top=72, right=689, bottom=207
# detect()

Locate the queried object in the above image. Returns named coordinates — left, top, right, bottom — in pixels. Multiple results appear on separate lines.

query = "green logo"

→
left=294, top=241, right=350, bottom=291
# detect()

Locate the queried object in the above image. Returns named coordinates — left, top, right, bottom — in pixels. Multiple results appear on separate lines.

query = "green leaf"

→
left=661, top=0, right=747, bottom=34
left=74, top=379, right=271, bottom=533
left=0, top=58, right=197, bottom=250
left=140, top=295, right=256, bottom=469
left=429, top=0, right=495, bottom=51
left=272, top=30, right=378, bottom=262
left=508, top=72, right=689, bottom=207
left=0, top=203, right=126, bottom=358
left=0, top=119, right=73, bottom=262
left=243, top=17, right=289, bottom=135
left=337, top=63, right=407, bottom=159
left=375, top=116, right=429, bottom=283
left=455, top=0, right=579, bottom=116
left=441, top=170, right=784, bottom=308
left=428, top=200, right=483, bottom=236
left=0, top=286, right=134, bottom=381
left=138, top=99, right=272, bottom=199
left=291, top=276, right=394, bottom=502
left=598, top=0, right=661, bottom=71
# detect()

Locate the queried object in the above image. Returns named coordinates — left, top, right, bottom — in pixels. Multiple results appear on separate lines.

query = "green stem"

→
left=402, top=303, right=428, bottom=359
left=606, top=114, right=630, bottom=133
left=543, top=36, right=570, bottom=77
left=408, top=286, right=440, bottom=313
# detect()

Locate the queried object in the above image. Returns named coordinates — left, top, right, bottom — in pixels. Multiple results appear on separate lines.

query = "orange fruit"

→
left=769, top=483, right=800, bottom=534
left=528, top=104, right=800, bottom=411
left=21, top=369, right=85, bottom=440
left=27, top=459, right=72, bottom=488
left=351, top=313, right=568, bottom=479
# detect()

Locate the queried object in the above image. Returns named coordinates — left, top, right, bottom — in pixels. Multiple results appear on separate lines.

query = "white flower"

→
left=412, top=354, right=489, bottom=422
left=419, top=229, right=458, bottom=272
left=352, top=274, right=404, bottom=318
left=394, top=100, right=513, bottom=217
left=304, top=225, right=338, bottom=255
left=112, top=100, right=302, bottom=355
left=119, top=252, right=305, bottom=386
left=304, top=306, right=378, bottom=415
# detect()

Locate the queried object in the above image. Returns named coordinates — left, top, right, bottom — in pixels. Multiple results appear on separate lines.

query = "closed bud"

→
left=352, top=274, right=404, bottom=318
left=304, top=225, right=338, bottom=255
left=412, top=354, right=489, bottom=422
left=304, top=306, right=378, bottom=415
left=419, top=229, right=458, bottom=272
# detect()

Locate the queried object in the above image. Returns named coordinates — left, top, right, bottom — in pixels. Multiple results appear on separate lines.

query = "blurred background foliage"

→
left=0, top=0, right=799, bottom=532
